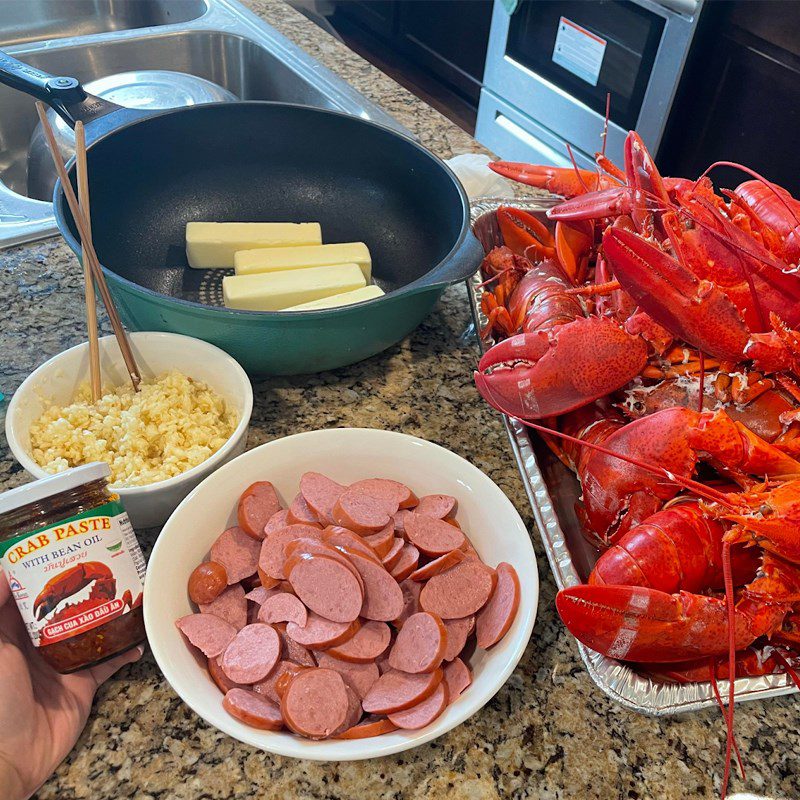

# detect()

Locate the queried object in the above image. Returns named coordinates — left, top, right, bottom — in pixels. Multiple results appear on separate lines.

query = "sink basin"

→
left=0, top=0, right=209, bottom=47
left=0, top=0, right=408, bottom=248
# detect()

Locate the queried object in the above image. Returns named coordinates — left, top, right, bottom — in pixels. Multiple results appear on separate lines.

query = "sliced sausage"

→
left=208, top=655, right=246, bottom=694
left=381, top=537, right=405, bottom=571
left=349, top=478, right=418, bottom=510
left=332, top=685, right=363, bottom=736
left=176, top=613, right=237, bottom=658
left=199, top=584, right=247, bottom=631
left=393, top=578, right=422, bottom=629
left=443, top=657, right=472, bottom=702
left=285, top=612, right=360, bottom=649
left=442, top=615, right=475, bottom=662
left=323, top=527, right=382, bottom=563
left=238, top=481, right=283, bottom=540
left=287, top=492, right=321, bottom=526
left=258, top=592, right=308, bottom=627
left=389, top=544, right=420, bottom=582
left=258, top=524, right=322, bottom=580
left=362, top=667, right=443, bottom=715
left=415, top=494, right=457, bottom=519
left=245, top=585, right=282, bottom=606
left=253, top=660, right=309, bottom=704
left=264, top=509, right=291, bottom=536
left=314, top=651, right=381, bottom=699
left=288, top=554, right=363, bottom=623
left=388, top=612, right=447, bottom=673
left=211, top=526, right=261, bottom=584
left=393, top=509, right=413, bottom=537
left=476, top=562, right=521, bottom=649
left=363, top=523, right=395, bottom=558
left=284, top=537, right=366, bottom=593
left=300, top=472, right=345, bottom=526
left=345, top=551, right=405, bottom=622
left=256, top=567, right=281, bottom=590
left=409, top=550, right=465, bottom=582
left=274, top=622, right=318, bottom=666
left=404, top=513, right=466, bottom=557
left=334, top=716, right=398, bottom=739
left=281, top=668, right=350, bottom=739
left=332, top=488, right=392, bottom=533
left=327, top=620, right=391, bottom=663
left=221, top=623, right=281, bottom=684
left=223, top=688, right=284, bottom=731
left=420, top=561, right=496, bottom=619
left=188, top=561, right=228, bottom=605
left=387, top=682, right=448, bottom=730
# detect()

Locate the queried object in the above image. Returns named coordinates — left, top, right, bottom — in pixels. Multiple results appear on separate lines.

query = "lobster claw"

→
left=497, top=206, right=555, bottom=259
left=474, top=316, right=647, bottom=419
left=488, top=161, right=612, bottom=196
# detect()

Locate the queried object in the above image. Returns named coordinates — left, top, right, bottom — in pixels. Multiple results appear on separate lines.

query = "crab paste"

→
left=0, top=462, right=146, bottom=673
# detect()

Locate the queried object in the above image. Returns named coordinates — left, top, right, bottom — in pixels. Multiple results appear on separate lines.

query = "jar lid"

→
left=0, top=463, right=110, bottom=516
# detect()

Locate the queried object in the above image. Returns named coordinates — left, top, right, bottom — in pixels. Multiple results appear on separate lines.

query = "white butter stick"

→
left=234, top=242, right=372, bottom=281
left=186, top=222, right=322, bottom=268
left=222, top=263, right=366, bottom=311
left=283, top=284, right=385, bottom=311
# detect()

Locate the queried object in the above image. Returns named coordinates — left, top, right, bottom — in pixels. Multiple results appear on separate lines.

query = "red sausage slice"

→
left=288, top=554, right=363, bottom=623
left=442, top=615, right=475, bottom=661
left=393, top=578, right=422, bottom=628
left=245, top=585, right=282, bottom=606
left=332, top=685, right=363, bottom=736
left=274, top=622, right=318, bottom=666
left=287, top=492, right=321, bottom=526
left=334, top=716, right=398, bottom=739
left=388, top=612, right=447, bottom=673
left=253, top=660, right=309, bottom=704
left=211, top=526, right=261, bottom=584
left=223, top=688, right=284, bottom=730
left=323, top=527, right=382, bottom=563
left=281, top=668, right=350, bottom=739
left=176, top=613, right=237, bottom=658
left=332, top=488, right=392, bottom=533
left=346, top=551, right=405, bottom=622
left=264, top=509, right=291, bottom=536
left=420, top=561, right=496, bottom=619
left=258, top=592, right=308, bottom=627
left=415, top=494, right=457, bottom=519
left=326, top=620, right=391, bottom=663
left=404, top=513, right=465, bottom=557
left=389, top=544, right=420, bottom=582
left=363, top=523, right=395, bottom=558
left=476, top=562, right=521, bottom=649
left=314, top=651, right=380, bottom=699
left=300, top=472, right=346, bottom=525
left=238, top=481, right=283, bottom=540
left=393, top=509, right=413, bottom=537
left=199, top=584, right=247, bottom=631
left=387, top=682, right=448, bottom=730
left=443, top=657, right=472, bottom=702
left=362, top=667, right=443, bottom=715
left=221, top=623, right=281, bottom=684
left=409, top=549, right=465, bottom=582
left=349, top=478, right=418, bottom=510
left=258, top=524, right=322, bottom=580
left=381, top=537, right=405, bottom=570
left=208, top=655, right=246, bottom=693
left=284, top=537, right=366, bottom=591
left=286, top=612, right=360, bottom=649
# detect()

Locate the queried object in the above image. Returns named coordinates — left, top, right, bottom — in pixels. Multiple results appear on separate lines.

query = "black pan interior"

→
left=62, top=103, right=466, bottom=303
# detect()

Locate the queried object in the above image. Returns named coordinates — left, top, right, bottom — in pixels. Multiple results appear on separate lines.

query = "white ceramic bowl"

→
left=5, top=331, right=253, bottom=528
left=145, top=427, right=538, bottom=760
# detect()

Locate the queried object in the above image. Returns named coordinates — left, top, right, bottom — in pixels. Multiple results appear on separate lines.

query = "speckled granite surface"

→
left=0, top=2, right=797, bottom=798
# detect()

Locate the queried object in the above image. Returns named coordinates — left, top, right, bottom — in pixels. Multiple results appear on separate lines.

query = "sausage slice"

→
left=313, top=651, right=380, bottom=699
left=381, top=537, right=405, bottom=571
left=221, top=623, right=281, bottom=684
left=387, top=682, right=448, bottom=730
left=238, top=481, right=283, bottom=540
left=476, top=562, right=520, bottom=649
left=393, top=578, right=422, bottom=629
left=331, top=685, right=364, bottom=736
left=362, top=667, right=443, bottom=715
left=389, top=544, right=420, bottom=582
left=415, top=494, right=457, bottom=519
left=323, top=527, right=382, bottom=563
left=211, top=526, right=261, bottom=584
left=348, top=478, right=418, bottom=510
left=208, top=656, right=246, bottom=693
left=258, top=524, right=322, bottom=580
left=334, top=716, right=398, bottom=739
left=253, top=660, right=309, bottom=704
left=244, top=585, right=282, bottom=606
left=176, top=613, right=237, bottom=658
left=345, top=551, right=405, bottom=622
left=199, top=584, right=247, bottom=631
left=420, top=561, right=496, bottom=619
left=264, top=509, right=291, bottom=536
left=258, top=592, right=308, bottom=627
left=287, top=492, right=321, bottom=526
left=274, top=622, right=318, bottom=666
left=443, top=657, right=472, bottom=702
left=281, top=668, right=350, bottom=739
left=442, top=615, right=475, bottom=661
left=188, top=561, right=228, bottom=605
left=363, top=523, right=395, bottom=558
left=327, top=620, right=391, bottom=663
left=223, top=688, right=284, bottom=730
left=404, top=513, right=466, bottom=557
left=288, top=554, right=363, bottom=623
left=332, top=488, right=392, bottom=533
left=300, top=472, right=346, bottom=525
left=409, top=549, right=465, bottom=582
left=388, top=612, right=447, bottom=673
left=285, top=612, right=360, bottom=649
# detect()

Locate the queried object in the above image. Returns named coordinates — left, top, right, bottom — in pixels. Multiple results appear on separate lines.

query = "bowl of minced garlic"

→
left=6, top=332, right=253, bottom=527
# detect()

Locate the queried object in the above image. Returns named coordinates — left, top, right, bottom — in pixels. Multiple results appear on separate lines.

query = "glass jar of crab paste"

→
left=0, top=463, right=146, bottom=673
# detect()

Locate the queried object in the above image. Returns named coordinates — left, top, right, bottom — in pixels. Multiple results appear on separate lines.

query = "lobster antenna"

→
left=708, top=665, right=746, bottom=780
left=566, top=144, right=592, bottom=193
left=720, top=541, right=738, bottom=800
left=601, top=93, right=611, bottom=158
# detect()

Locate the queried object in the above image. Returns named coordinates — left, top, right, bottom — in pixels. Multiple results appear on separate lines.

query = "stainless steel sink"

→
left=0, top=0, right=408, bottom=248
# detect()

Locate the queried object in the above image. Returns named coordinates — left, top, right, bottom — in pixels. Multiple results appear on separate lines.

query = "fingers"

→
left=88, top=644, right=145, bottom=687
left=0, top=570, right=11, bottom=607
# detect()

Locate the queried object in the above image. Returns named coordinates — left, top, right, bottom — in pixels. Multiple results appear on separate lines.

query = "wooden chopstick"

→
left=35, top=102, right=141, bottom=392
left=74, top=121, right=101, bottom=402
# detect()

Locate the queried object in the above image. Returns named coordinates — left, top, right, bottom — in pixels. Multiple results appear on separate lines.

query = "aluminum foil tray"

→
left=469, top=196, right=798, bottom=715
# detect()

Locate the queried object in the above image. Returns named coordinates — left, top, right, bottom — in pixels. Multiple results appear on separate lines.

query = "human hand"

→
left=0, top=573, right=143, bottom=800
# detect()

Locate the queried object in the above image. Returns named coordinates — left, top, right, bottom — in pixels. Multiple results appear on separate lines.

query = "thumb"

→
left=88, top=643, right=145, bottom=687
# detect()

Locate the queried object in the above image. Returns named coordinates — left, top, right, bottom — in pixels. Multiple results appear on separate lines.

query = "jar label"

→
left=0, top=500, right=146, bottom=647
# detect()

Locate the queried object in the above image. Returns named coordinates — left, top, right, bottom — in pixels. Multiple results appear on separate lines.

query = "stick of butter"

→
left=234, top=242, right=372, bottom=281
left=222, top=263, right=366, bottom=311
left=186, top=222, right=322, bottom=268
left=283, top=285, right=385, bottom=311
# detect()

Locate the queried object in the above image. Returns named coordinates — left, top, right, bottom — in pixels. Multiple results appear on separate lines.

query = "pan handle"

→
left=418, top=231, right=484, bottom=291
left=0, top=48, right=122, bottom=129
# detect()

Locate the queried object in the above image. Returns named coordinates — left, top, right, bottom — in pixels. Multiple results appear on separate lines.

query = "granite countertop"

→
left=0, top=1, right=797, bottom=798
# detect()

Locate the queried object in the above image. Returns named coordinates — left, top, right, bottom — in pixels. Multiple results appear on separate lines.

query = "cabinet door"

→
left=333, top=1, right=398, bottom=38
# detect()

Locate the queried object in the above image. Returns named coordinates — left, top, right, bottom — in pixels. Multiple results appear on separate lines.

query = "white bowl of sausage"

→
left=145, top=427, right=538, bottom=760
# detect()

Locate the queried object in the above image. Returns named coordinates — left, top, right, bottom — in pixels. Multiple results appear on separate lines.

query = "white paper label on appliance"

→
left=552, top=17, right=607, bottom=87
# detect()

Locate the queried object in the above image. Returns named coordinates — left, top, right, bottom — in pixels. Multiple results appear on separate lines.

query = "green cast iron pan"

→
left=0, top=50, right=482, bottom=374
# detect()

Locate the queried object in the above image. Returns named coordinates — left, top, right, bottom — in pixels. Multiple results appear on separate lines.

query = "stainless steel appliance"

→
left=476, top=0, right=703, bottom=170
